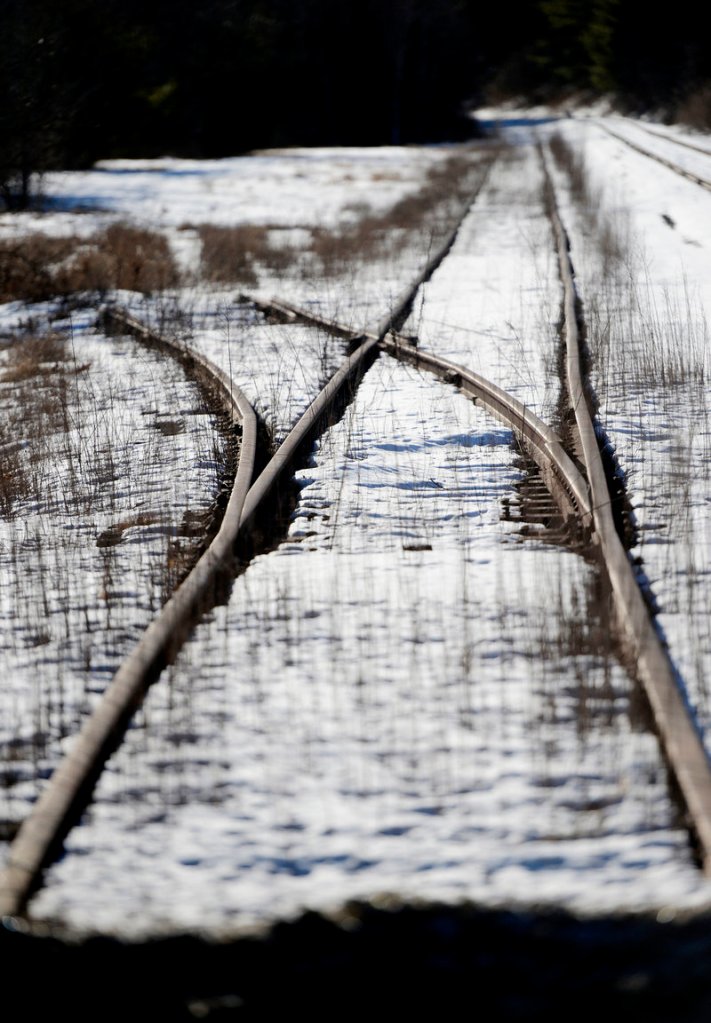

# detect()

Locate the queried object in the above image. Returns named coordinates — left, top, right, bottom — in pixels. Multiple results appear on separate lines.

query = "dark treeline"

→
left=2, top=0, right=711, bottom=208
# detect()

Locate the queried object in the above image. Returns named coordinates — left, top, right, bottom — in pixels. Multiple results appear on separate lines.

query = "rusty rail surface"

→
left=542, top=146, right=711, bottom=873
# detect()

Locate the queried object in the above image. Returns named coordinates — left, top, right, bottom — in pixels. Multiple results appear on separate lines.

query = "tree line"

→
left=2, top=0, right=710, bottom=209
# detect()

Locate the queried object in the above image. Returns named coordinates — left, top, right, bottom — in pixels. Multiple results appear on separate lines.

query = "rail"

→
left=0, top=312, right=258, bottom=918
left=0, top=151, right=494, bottom=918
left=542, top=146, right=711, bottom=873
left=244, top=294, right=592, bottom=533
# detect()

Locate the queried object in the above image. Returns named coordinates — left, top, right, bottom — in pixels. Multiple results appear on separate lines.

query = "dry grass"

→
left=0, top=333, right=72, bottom=516
left=194, top=150, right=489, bottom=285
left=548, top=132, right=626, bottom=270
left=0, top=224, right=179, bottom=303
left=309, top=152, right=487, bottom=279
left=0, top=425, right=29, bottom=514
left=57, top=224, right=179, bottom=294
left=0, top=235, right=79, bottom=304
left=197, top=224, right=295, bottom=286
left=548, top=132, right=589, bottom=206
left=0, top=332, right=67, bottom=383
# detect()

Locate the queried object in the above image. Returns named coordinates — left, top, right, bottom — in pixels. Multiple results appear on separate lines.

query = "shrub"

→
left=197, top=224, right=298, bottom=285
left=0, top=234, right=78, bottom=303
left=0, top=224, right=180, bottom=303
left=57, top=223, right=179, bottom=294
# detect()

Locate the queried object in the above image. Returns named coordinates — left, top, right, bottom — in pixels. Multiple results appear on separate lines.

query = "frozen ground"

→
left=0, top=310, right=222, bottom=828
left=541, top=114, right=711, bottom=744
left=2, top=123, right=711, bottom=937
left=29, top=357, right=702, bottom=937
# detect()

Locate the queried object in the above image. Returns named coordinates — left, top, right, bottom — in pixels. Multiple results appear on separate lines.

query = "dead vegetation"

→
left=0, top=224, right=179, bottom=303
left=677, top=83, right=711, bottom=131
left=196, top=224, right=294, bottom=286
left=0, top=235, right=78, bottom=304
left=0, top=425, right=28, bottom=515
left=0, top=151, right=488, bottom=303
left=0, top=332, right=77, bottom=517
left=193, top=150, right=489, bottom=284
left=309, top=153, right=487, bottom=278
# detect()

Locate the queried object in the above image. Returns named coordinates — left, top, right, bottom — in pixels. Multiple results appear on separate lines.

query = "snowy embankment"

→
left=10, top=139, right=707, bottom=938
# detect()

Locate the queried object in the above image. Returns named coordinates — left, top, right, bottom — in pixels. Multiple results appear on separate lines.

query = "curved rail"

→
left=243, top=294, right=593, bottom=535
left=0, top=312, right=258, bottom=919
left=0, top=153, right=493, bottom=920
left=542, top=147, right=711, bottom=873
left=381, top=337, right=591, bottom=531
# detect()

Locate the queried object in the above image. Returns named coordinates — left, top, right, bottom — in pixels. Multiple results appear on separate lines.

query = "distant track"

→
left=541, top=143, right=711, bottom=874
left=595, top=119, right=711, bottom=192
left=0, top=152, right=495, bottom=920
left=610, top=117, right=711, bottom=160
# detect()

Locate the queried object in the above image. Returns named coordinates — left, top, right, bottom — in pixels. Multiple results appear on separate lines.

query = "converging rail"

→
left=541, top=146, right=711, bottom=873
left=0, top=154, right=494, bottom=919
left=239, top=150, right=495, bottom=534
left=249, top=153, right=711, bottom=872
left=244, top=293, right=592, bottom=534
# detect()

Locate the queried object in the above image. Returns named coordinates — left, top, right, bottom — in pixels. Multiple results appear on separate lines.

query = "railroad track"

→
left=243, top=140, right=711, bottom=876
left=0, top=318, right=258, bottom=917
left=594, top=118, right=711, bottom=192
left=4, top=135, right=711, bottom=926
left=540, top=143, right=711, bottom=872
left=245, top=293, right=592, bottom=537
left=620, top=118, right=711, bottom=160
left=0, top=153, right=495, bottom=918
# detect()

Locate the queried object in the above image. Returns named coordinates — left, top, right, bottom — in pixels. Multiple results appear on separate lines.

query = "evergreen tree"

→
left=0, top=0, right=69, bottom=208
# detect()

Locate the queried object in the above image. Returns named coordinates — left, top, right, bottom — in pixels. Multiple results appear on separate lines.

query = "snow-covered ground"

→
left=3, top=121, right=711, bottom=937
left=0, top=311, right=223, bottom=824
left=541, top=114, right=711, bottom=742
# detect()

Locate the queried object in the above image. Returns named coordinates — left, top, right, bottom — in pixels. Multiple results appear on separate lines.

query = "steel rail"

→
left=0, top=153, right=494, bottom=920
left=542, top=146, right=711, bottom=872
left=0, top=311, right=258, bottom=919
left=381, top=337, right=591, bottom=531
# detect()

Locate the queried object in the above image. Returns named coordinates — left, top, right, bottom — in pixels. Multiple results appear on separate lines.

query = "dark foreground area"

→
left=4, top=900, right=711, bottom=1021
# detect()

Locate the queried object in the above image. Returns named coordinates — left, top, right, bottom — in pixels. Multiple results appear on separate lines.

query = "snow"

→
left=542, top=114, right=711, bottom=744
left=0, top=311, right=223, bottom=822
left=3, top=121, right=711, bottom=937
